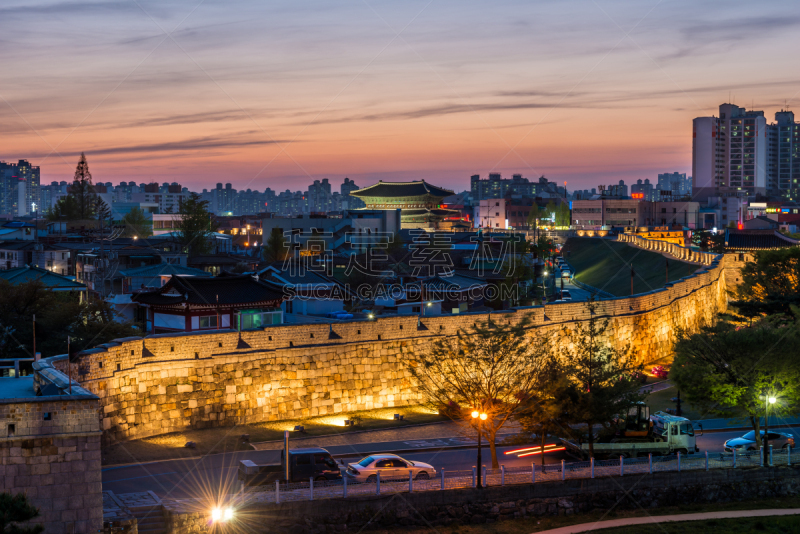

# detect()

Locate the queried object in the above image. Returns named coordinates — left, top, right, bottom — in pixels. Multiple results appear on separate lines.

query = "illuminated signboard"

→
left=631, top=193, right=644, bottom=199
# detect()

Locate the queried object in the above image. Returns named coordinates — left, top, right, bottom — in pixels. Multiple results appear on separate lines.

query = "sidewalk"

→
left=250, top=420, right=523, bottom=451
left=535, top=508, right=800, bottom=533
left=250, top=411, right=800, bottom=452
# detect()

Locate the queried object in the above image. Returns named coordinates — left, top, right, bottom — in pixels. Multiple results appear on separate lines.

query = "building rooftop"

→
left=119, top=263, right=212, bottom=278
left=350, top=180, right=454, bottom=199
left=725, top=229, right=800, bottom=250
left=0, top=377, right=36, bottom=399
left=131, top=274, right=285, bottom=307
left=0, top=265, right=87, bottom=290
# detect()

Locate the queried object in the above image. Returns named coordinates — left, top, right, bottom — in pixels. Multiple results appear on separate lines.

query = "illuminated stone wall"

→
left=61, top=241, right=740, bottom=444
left=1, top=369, right=102, bottom=533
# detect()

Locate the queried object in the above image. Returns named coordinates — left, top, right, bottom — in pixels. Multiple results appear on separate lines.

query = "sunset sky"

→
left=2, top=0, right=800, bottom=193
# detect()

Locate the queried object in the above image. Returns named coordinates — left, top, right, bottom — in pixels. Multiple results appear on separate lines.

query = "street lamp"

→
left=471, top=410, right=488, bottom=488
left=211, top=506, right=234, bottom=523
left=762, top=394, right=777, bottom=465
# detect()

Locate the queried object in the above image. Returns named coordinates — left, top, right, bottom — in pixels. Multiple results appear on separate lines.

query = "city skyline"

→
left=2, top=1, right=800, bottom=191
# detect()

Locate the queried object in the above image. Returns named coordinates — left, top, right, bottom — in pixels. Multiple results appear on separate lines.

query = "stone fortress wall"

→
left=61, top=238, right=746, bottom=445
left=0, top=359, right=103, bottom=534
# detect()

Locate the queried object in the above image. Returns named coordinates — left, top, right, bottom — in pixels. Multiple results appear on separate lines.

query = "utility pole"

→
left=67, top=336, right=72, bottom=395
left=630, top=263, right=635, bottom=296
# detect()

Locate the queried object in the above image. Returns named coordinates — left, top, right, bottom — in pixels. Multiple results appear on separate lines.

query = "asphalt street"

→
left=102, top=425, right=800, bottom=500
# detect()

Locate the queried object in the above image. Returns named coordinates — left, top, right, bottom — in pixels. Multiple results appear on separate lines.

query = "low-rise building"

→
left=474, top=198, right=508, bottom=229
left=131, top=274, right=285, bottom=333
left=572, top=199, right=701, bottom=229
left=0, top=241, right=72, bottom=273
left=258, top=263, right=348, bottom=317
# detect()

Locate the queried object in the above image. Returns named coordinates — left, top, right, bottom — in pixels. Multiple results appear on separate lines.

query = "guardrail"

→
left=232, top=446, right=791, bottom=505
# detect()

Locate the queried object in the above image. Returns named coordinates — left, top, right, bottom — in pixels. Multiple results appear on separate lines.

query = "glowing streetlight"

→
left=211, top=506, right=234, bottom=523
left=471, top=410, right=488, bottom=488
left=762, top=393, right=779, bottom=466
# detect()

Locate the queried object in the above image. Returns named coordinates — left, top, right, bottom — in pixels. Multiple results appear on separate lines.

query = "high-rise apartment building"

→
left=692, top=103, right=767, bottom=200
left=767, top=110, right=800, bottom=200
left=0, top=160, right=40, bottom=216
left=631, top=179, right=656, bottom=201
left=341, top=177, right=364, bottom=209
left=657, top=172, right=692, bottom=198
left=470, top=173, right=563, bottom=201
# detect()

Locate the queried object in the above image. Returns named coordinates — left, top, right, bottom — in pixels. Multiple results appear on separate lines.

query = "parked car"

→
left=651, top=366, right=669, bottom=379
left=560, top=289, right=572, bottom=300
left=561, top=270, right=572, bottom=279
left=345, top=454, right=436, bottom=482
left=724, top=431, right=795, bottom=452
left=239, top=447, right=342, bottom=487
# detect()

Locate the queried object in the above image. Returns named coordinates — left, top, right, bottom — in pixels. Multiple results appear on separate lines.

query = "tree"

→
left=47, top=153, right=97, bottom=220
left=0, top=492, right=44, bottom=534
left=530, top=235, right=555, bottom=259
left=46, top=195, right=79, bottom=221
left=121, top=207, right=153, bottom=238
left=559, top=299, right=644, bottom=457
left=544, top=200, right=558, bottom=225
left=176, top=193, right=218, bottom=257
left=517, top=359, right=579, bottom=467
left=0, top=280, right=140, bottom=359
left=94, top=197, right=113, bottom=297
left=733, top=248, right=800, bottom=317
left=555, top=202, right=571, bottom=227
left=670, top=316, right=800, bottom=450
left=70, top=152, right=96, bottom=219
left=526, top=204, right=542, bottom=228
left=263, top=228, right=289, bottom=263
left=407, top=315, right=554, bottom=468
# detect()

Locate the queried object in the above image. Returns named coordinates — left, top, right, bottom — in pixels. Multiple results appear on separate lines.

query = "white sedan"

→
left=345, top=454, right=436, bottom=482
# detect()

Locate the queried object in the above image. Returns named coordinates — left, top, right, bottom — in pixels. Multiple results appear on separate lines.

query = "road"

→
left=552, top=262, right=592, bottom=301
left=103, top=425, right=800, bottom=500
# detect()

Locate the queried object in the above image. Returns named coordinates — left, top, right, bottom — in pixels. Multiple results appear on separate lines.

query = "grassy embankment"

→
left=564, top=238, right=700, bottom=297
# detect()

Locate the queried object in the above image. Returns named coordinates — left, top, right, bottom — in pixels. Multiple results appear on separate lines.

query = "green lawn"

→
left=394, top=495, right=800, bottom=533
left=563, top=238, right=700, bottom=297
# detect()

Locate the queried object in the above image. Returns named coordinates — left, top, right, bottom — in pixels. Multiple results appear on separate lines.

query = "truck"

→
left=561, top=404, right=702, bottom=459
left=238, top=447, right=342, bottom=488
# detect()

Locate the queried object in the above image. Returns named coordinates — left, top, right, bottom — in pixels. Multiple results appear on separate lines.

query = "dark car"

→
left=240, top=447, right=342, bottom=487
left=284, top=448, right=342, bottom=482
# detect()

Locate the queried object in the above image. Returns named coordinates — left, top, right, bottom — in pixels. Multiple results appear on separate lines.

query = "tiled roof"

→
left=725, top=229, right=800, bottom=250
left=118, top=263, right=212, bottom=278
left=131, top=274, right=284, bottom=306
left=258, top=263, right=339, bottom=286
left=401, top=208, right=461, bottom=216
left=188, top=254, right=254, bottom=266
left=0, top=265, right=86, bottom=290
left=0, top=241, right=69, bottom=251
left=422, top=273, right=488, bottom=291
left=350, top=180, right=454, bottom=198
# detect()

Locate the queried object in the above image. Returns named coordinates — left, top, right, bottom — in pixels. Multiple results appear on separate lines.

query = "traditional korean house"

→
left=131, top=274, right=285, bottom=333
